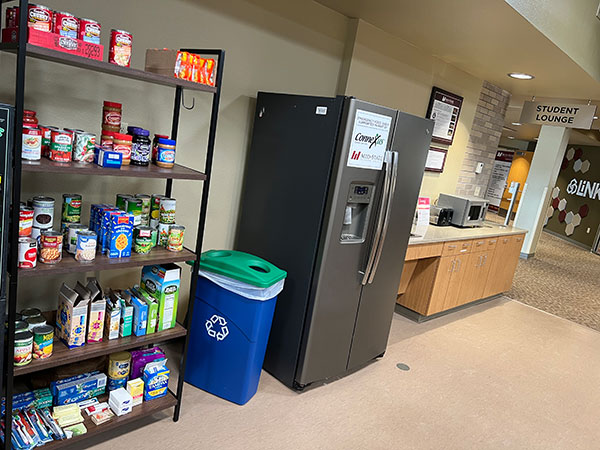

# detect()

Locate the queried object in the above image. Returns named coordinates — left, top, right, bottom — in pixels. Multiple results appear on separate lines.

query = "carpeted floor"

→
left=507, top=231, right=600, bottom=332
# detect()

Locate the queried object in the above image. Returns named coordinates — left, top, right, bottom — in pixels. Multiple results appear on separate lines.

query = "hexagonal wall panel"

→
left=565, top=223, right=575, bottom=236
left=566, top=148, right=575, bottom=160
left=565, top=211, right=574, bottom=224
left=552, top=197, right=560, bottom=208
left=572, top=213, right=582, bottom=227
left=552, top=187, right=560, bottom=199
left=574, top=148, right=583, bottom=160
left=558, top=210, right=567, bottom=223
left=558, top=198, right=567, bottom=211
left=574, top=159, right=583, bottom=172
left=579, top=204, right=590, bottom=218
left=581, top=160, right=591, bottom=173
left=546, top=206, right=555, bottom=219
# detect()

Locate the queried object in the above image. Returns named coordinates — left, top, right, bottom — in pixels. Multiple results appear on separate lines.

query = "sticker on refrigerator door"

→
left=205, top=314, right=229, bottom=341
left=316, top=106, right=328, bottom=115
left=346, top=109, right=392, bottom=170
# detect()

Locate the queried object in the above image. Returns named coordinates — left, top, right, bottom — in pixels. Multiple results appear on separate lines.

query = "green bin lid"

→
left=199, top=250, right=287, bottom=288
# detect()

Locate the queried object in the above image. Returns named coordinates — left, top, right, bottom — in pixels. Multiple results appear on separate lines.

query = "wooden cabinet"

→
left=398, top=233, right=527, bottom=317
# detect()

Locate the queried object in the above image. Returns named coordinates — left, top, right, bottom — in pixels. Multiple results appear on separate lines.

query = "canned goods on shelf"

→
left=15, top=321, right=29, bottom=332
left=14, top=331, right=33, bottom=367
left=108, top=351, right=131, bottom=379
left=150, top=194, right=165, bottom=227
left=158, top=222, right=170, bottom=247
left=73, top=132, right=96, bottom=163
left=134, top=226, right=154, bottom=254
left=126, top=198, right=143, bottom=226
left=62, top=193, right=82, bottom=223
left=167, top=225, right=185, bottom=252
left=53, top=11, right=79, bottom=39
left=39, top=230, right=63, bottom=264
left=26, top=315, right=46, bottom=331
left=22, top=127, right=42, bottom=161
left=27, top=4, right=52, bottom=32
left=49, top=129, right=73, bottom=162
left=75, top=230, right=97, bottom=262
left=20, top=308, right=41, bottom=320
left=18, top=237, right=37, bottom=269
left=79, top=18, right=101, bottom=44
left=66, top=223, right=88, bottom=254
left=32, top=196, right=54, bottom=229
left=156, top=138, right=176, bottom=168
left=33, top=325, right=54, bottom=359
left=159, top=198, right=176, bottom=224
left=109, top=29, right=132, bottom=68
left=19, top=206, right=34, bottom=237
left=135, top=194, right=151, bottom=225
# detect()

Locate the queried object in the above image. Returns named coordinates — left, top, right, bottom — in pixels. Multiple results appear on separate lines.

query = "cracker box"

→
left=141, top=264, right=180, bottom=332
left=57, top=282, right=90, bottom=349
left=108, top=212, right=133, bottom=258
left=143, top=360, right=169, bottom=401
left=86, top=278, right=105, bottom=343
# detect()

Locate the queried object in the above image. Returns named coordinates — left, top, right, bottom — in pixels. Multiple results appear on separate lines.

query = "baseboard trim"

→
left=395, top=294, right=503, bottom=323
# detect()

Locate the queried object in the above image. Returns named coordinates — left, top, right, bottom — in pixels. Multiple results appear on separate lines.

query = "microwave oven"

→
left=437, top=194, right=489, bottom=227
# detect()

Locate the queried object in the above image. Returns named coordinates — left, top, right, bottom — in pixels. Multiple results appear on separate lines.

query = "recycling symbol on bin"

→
left=205, top=314, right=229, bottom=341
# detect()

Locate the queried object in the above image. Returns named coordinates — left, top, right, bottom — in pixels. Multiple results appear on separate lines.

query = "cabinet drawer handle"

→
left=490, top=240, right=497, bottom=244
left=455, top=259, right=462, bottom=272
left=447, top=245, right=456, bottom=249
left=449, top=260, right=456, bottom=272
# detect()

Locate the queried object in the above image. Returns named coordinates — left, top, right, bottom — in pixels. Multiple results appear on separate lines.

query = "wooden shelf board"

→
left=14, top=320, right=187, bottom=376
left=19, top=247, right=195, bottom=278
left=40, top=392, right=177, bottom=449
left=0, top=43, right=217, bottom=93
left=21, top=158, right=207, bottom=181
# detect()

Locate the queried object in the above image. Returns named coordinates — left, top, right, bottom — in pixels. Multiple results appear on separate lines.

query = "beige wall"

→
left=341, top=20, right=483, bottom=201
left=0, top=0, right=349, bottom=313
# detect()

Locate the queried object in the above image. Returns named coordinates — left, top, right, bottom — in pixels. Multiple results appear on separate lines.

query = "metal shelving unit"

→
left=0, top=1, right=225, bottom=447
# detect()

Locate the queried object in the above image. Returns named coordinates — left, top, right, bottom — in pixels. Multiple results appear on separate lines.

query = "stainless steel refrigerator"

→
left=236, top=92, right=433, bottom=389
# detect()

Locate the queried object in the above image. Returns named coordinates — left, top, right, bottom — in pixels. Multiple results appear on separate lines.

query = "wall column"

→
left=514, top=125, right=571, bottom=257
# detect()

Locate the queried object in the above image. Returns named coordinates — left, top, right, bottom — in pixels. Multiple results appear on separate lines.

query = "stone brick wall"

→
left=455, top=81, right=511, bottom=197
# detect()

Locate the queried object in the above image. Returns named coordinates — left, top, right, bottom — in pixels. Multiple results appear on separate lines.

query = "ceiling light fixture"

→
left=508, top=72, right=535, bottom=80
left=511, top=122, right=522, bottom=126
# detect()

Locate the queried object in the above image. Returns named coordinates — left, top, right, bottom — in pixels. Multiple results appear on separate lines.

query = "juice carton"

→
left=143, top=360, right=169, bottom=401
left=86, top=278, right=105, bottom=343
left=141, top=264, right=180, bottom=332
left=108, top=212, right=133, bottom=258
left=57, top=282, right=90, bottom=349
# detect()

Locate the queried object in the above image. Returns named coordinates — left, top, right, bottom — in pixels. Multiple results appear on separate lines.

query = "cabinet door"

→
left=475, top=250, right=493, bottom=300
left=427, top=256, right=455, bottom=315
left=442, top=253, right=469, bottom=311
left=458, top=251, right=485, bottom=305
left=483, top=236, right=513, bottom=297
left=498, top=234, right=524, bottom=292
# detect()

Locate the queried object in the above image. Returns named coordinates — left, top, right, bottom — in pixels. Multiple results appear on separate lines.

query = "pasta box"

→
left=108, top=212, right=133, bottom=258
left=86, top=278, right=105, bottom=343
left=57, top=282, right=90, bottom=349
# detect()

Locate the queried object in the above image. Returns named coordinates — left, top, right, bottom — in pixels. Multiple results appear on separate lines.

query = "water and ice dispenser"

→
left=340, top=182, right=375, bottom=244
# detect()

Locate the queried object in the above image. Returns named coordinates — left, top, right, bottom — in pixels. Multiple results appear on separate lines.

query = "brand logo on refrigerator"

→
left=354, top=133, right=383, bottom=149
left=350, top=151, right=361, bottom=160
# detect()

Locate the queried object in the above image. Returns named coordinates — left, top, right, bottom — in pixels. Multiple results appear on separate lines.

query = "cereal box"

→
left=86, top=279, right=105, bottom=343
left=108, top=212, right=133, bottom=258
left=56, top=282, right=90, bottom=349
left=141, top=264, right=180, bottom=332
left=105, top=298, right=121, bottom=340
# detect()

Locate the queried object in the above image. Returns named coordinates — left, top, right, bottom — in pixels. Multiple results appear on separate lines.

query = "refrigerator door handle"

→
left=367, top=151, right=398, bottom=284
left=361, top=151, right=393, bottom=285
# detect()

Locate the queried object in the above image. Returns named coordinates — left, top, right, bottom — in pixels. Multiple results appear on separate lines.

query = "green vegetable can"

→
left=134, top=226, right=154, bottom=254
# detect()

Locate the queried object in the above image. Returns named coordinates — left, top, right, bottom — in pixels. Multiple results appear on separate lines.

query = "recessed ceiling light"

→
left=508, top=72, right=535, bottom=80
left=507, top=136, right=515, bottom=139
left=511, top=122, right=522, bottom=126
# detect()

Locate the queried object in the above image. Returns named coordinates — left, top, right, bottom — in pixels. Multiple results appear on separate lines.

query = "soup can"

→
left=18, top=237, right=37, bottom=269
left=75, top=230, right=97, bottom=262
left=22, top=127, right=42, bottom=161
left=62, top=193, right=82, bottom=223
left=21, top=308, right=41, bottom=320
left=167, top=225, right=185, bottom=252
left=50, top=129, right=73, bottom=162
left=134, top=226, right=154, bottom=254
left=26, top=315, right=46, bottom=331
left=67, top=223, right=88, bottom=254
left=14, top=331, right=33, bottom=366
left=40, top=125, right=57, bottom=157
left=80, top=18, right=101, bottom=44
left=27, top=4, right=52, bottom=32
left=159, top=198, right=176, bottom=224
left=135, top=194, right=151, bottom=225
left=125, top=198, right=143, bottom=226
left=73, top=132, right=96, bottom=163
left=33, top=325, right=54, bottom=359
left=40, top=230, right=63, bottom=264
left=15, top=321, right=29, bottom=332
left=32, top=196, right=54, bottom=229
left=53, top=11, right=79, bottom=38
left=150, top=194, right=165, bottom=228
left=19, top=206, right=34, bottom=237
left=158, top=222, right=170, bottom=246
left=108, top=351, right=131, bottom=379
left=109, top=29, right=133, bottom=67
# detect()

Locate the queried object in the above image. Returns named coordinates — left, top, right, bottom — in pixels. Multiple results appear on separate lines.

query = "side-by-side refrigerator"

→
left=236, top=93, right=433, bottom=389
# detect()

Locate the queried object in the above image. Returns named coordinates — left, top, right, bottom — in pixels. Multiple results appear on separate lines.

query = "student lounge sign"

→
left=520, top=101, right=597, bottom=129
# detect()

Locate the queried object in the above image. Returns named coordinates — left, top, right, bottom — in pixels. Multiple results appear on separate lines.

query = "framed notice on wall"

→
left=424, top=147, right=448, bottom=173
left=426, top=86, right=463, bottom=145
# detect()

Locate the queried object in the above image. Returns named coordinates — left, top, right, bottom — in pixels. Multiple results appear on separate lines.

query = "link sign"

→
left=520, top=101, right=597, bottom=129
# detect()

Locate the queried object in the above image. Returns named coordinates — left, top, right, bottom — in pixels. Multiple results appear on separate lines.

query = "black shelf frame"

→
left=0, top=1, right=225, bottom=447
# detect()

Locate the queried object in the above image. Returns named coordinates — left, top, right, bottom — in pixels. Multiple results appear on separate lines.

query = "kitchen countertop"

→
left=408, top=221, right=527, bottom=245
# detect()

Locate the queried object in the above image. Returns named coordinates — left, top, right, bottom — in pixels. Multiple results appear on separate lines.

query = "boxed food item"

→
left=109, top=290, right=132, bottom=337
left=144, top=49, right=216, bottom=86
left=143, top=360, right=169, bottom=401
left=86, top=279, right=105, bottom=343
left=126, top=379, right=144, bottom=406
left=108, top=212, right=133, bottom=258
left=56, top=282, right=90, bottom=348
left=104, top=297, right=121, bottom=340
left=95, top=146, right=122, bottom=168
left=141, top=264, right=180, bottom=332
left=127, top=290, right=148, bottom=337
left=132, top=286, right=158, bottom=334
left=108, top=388, right=132, bottom=416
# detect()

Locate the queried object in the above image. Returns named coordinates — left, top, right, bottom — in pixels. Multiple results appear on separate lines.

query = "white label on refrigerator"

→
left=346, top=109, right=392, bottom=170
left=316, top=106, right=328, bottom=115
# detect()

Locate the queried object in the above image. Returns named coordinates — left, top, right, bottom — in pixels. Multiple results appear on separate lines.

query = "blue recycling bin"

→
left=185, top=250, right=286, bottom=405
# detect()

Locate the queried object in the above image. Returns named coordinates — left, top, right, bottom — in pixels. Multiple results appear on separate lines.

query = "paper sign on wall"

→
left=346, top=109, right=392, bottom=170
left=417, top=197, right=430, bottom=226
